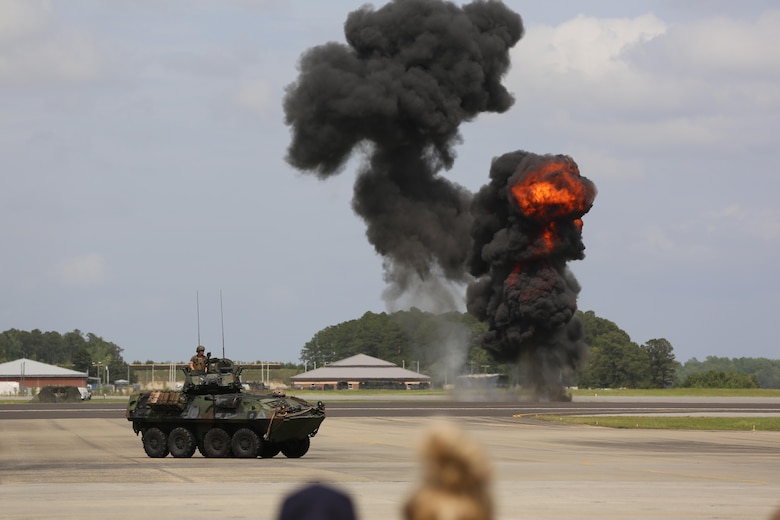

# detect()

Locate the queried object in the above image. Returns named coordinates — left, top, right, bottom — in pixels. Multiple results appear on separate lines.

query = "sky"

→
left=1, top=0, right=778, bottom=365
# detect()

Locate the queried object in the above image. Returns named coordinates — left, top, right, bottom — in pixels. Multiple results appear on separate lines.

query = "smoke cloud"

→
left=283, top=0, right=523, bottom=306
left=284, top=1, right=597, bottom=399
left=467, top=152, right=596, bottom=399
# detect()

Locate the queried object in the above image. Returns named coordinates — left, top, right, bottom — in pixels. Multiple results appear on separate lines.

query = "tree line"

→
left=0, top=328, right=130, bottom=384
left=576, top=311, right=780, bottom=389
left=3, top=309, right=780, bottom=388
left=299, top=309, right=780, bottom=389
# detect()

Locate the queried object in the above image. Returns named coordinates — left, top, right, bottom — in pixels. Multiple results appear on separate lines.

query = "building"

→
left=290, top=353, right=431, bottom=390
left=0, top=358, right=87, bottom=393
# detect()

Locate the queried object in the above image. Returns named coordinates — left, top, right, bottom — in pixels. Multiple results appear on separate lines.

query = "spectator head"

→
left=278, top=483, right=357, bottom=520
left=404, top=421, right=493, bottom=520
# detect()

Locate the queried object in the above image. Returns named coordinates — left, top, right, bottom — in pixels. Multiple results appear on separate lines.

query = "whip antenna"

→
left=196, top=290, right=201, bottom=346
left=220, top=290, right=225, bottom=358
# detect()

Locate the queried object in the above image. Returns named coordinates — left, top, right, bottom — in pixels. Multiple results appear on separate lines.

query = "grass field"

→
left=531, top=415, right=780, bottom=431
left=569, top=388, right=780, bottom=398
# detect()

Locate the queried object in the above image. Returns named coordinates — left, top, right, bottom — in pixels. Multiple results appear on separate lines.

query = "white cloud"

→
left=507, top=10, right=780, bottom=151
left=53, top=253, right=108, bottom=286
left=0, top=0, right=50, bottom=43
left=0, top=1, right=101, bottom=85
left=635, top=225, right=674, bottom=253
left=640, top=11, right=780, bottom=76
left=234, top=78, right=272, bottom=114
left=509, top=14, right=667, bottom=108
left=549, top=111, right=729, bottom=150
left=521, top=13, right=666, bottom=79
left=630, top=225, right=712, bottom=266
left=567, top=148, right=644, bottom=181
left=629, top=202, right=780, bottom=271
left=706, top=204, right=780, bottom=241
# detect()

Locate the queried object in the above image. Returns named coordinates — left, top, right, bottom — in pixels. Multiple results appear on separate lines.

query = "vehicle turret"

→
left=182, top=356, right=243, bottom=394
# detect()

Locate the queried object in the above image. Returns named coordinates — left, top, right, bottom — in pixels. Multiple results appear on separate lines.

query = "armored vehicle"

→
left=126, top=356, right=325, bottom=459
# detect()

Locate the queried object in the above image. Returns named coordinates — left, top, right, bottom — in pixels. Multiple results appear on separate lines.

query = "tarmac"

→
left=1, top=414, right=779, bottom=519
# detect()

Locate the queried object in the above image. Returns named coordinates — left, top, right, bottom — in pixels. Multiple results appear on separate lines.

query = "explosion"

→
left=283, top=1, right=597, bottom=399
left=283, top=0, right=523, bottom=308
left=467, top=152, right=596, bottom=400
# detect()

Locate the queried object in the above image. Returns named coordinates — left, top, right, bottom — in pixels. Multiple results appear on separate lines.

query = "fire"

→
left=467, top=151, right=597, bottom=400
left=541, top=222, right=558, bottom=252
left=510, top=159, right=595, bottom=221
left=507, top=158, right=595, bottom=258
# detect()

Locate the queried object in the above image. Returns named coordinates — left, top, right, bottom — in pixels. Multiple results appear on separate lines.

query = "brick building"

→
left=290, top=353, right=431, bottom=390
left=0, top=358, right=87, bottom=393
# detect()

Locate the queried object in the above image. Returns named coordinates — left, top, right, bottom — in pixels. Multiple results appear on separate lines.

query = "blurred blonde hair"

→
left=403, top=421, right=493, bottom=520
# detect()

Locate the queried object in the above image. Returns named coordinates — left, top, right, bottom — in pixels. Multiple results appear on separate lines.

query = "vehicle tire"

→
left=168, top=427, right=196, bottom=458
left=281, top=437, right=310, bottom=458
left=231, top=428, right=259, bottom=458
left=259, top=441, right=281, bottom=459
left=202, top=428, right=232, bottom=458
left=142, top=427, right=169, bottom=458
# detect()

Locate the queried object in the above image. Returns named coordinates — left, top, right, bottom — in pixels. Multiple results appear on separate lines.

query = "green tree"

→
left=300, top=311, right=408, bottom=367
left=72, top=347, right=92, bottom=373
left=677, top=356, right=780, bottom=389
left=299, top=309, right=488, bottom=384
left=578, top=310, right=623, bottom=345
left=681, top=370, right=759, bottom=389
left=0, top=329, right=25, bottom=361
left=296, top=309, right=780, bottom=389
left=0, top=328, right=131, bottom=383
left=578, top=331, right=649, bottom=389
left=642, top=338, right=677, bottom=388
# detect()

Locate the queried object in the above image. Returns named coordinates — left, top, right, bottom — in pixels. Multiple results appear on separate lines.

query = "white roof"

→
left=329, top=354, right=396, bottom=367
left=291, top=353, right=430, bottom=381
left=0, top=358, right=86, bottom=377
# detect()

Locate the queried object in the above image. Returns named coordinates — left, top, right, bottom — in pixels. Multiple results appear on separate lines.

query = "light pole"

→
left=93, top=362, right=102, bottom=392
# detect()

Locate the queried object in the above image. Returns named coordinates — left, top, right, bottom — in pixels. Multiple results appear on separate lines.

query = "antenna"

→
left=220, top=290, right=226, bottom=358
left=196, top=290, right=201, bottom=346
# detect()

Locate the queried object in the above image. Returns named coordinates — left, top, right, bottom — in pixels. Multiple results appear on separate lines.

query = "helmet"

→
left=196, top=345, right=205, bottom=352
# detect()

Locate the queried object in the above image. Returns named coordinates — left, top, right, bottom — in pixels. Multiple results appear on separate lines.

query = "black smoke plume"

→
left=467, top=151, right=596, bottom=400
left=283, top=0, right=523, bottom=305
left=283, top=1, right=597, bottom=398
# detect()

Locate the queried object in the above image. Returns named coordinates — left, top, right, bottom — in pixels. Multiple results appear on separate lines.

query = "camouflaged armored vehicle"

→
left=126, top=356, right=325, bottom=459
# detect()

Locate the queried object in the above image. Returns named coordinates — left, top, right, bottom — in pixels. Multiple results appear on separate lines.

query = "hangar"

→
left=0, top=358, right=87, bottom=394
left=290, top=353, right=431, bottom=390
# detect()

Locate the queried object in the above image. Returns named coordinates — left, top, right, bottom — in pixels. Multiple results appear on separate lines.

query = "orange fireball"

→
left=510, top=159, right=595, bottom=221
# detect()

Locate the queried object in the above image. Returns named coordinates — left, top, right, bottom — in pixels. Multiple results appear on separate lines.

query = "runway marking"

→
left=624, top=467, right=769, bottom=485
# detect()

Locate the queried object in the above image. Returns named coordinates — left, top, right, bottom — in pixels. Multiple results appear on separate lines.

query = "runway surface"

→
left=2, top=395, right=779, bottom=419
left=1, top=396, right=779, bottom=519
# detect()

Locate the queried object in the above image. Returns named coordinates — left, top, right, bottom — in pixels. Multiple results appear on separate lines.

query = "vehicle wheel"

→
left=281, top=437, right=310, bottom=458
left=259, top=441, right=281, bottom=459
left=168, top=427, right=196, bottom=458
left=142, top=427, right=169, bottom=458
left=231, top=428, right=259, bottom=458
left=202, top=428, right=232, bottom=458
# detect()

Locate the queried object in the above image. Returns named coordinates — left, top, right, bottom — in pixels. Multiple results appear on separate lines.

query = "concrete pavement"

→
left=1, top=416, right=779, bottom=519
